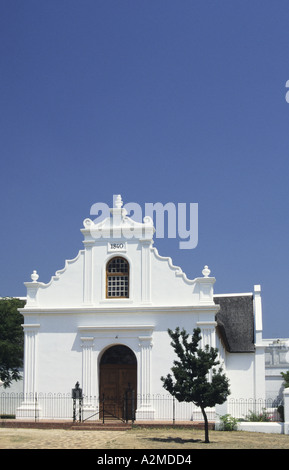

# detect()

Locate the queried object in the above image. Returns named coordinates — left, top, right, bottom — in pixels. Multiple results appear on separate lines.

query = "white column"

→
left=136, top=335, right=155, bottom=420
left=16, top=324, right=41, bottom=419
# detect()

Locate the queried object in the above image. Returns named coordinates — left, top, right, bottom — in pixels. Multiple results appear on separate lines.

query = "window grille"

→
left=106, top=257, right=129, bottom=298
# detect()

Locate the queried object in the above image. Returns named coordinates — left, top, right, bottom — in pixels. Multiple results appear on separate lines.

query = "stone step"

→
left=70, top=422, right=132, bottom=431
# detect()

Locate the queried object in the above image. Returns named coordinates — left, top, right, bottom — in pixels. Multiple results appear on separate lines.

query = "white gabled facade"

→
left=17, top=195, right=265, bottom=420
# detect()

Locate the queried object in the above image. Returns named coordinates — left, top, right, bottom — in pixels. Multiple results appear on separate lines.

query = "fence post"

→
left=35, top=392, right=38, bottom=422
left=283, top=388, right=289, bottom=435
left=132, top=390, right=135, bottom=424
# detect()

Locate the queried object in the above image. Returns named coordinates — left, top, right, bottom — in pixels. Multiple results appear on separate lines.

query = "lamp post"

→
left=72, top=382, right=83, bottom=422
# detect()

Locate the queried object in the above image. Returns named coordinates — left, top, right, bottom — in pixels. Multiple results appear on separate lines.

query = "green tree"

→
left=161, top=327, right=230, bottom=443
left=281, top=370, right=289, bottom=388
left=0, top=298, right=25, bottom=388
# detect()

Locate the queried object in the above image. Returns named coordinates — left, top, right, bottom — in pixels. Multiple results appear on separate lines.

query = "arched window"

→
left=106, top=257, right=129, bottom=298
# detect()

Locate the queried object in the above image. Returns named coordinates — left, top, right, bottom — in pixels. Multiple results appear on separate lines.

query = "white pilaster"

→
left=283, top=388, right=289, bottom=435
left=16, top=324, right=41, bottom=419
left=253, top=285, right=265, bottom=400
left=196, top=266, right=216, bottom=305
left=83, top=241, right=94, bottom=305
left=196, top=321, right=217, bottom=383
left=24, top=271, right=41, bottom=307
left=140, top=239, right=152, bottom=304
left=23, top=324, right=39, bottom=396
left=81, top=337, right=94, bottom=398
left=254, top=285, right=263, bottom=344
left=196, top=321, right=217, bottom=349
left=81, top=336, right=97, bottom=419
left=136, top=335, right=155, bottom=420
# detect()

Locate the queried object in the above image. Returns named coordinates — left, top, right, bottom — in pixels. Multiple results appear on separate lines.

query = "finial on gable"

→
left=202, top=265, right=211, bottom=277
left=31, top=270, right=39, bottom=282
left=114, top=194, right=123, bottom=209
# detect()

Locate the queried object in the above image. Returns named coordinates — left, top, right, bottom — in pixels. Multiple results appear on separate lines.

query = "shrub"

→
left=245, top=408, right=272, bottom=422
left=218, top=414, right=239, bottom=431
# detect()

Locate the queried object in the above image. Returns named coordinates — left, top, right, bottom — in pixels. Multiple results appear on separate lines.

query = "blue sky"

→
left=0, top=0, right=288, bottom=338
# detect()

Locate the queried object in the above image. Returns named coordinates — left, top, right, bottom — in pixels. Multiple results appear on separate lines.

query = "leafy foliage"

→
left=0, top=298, right=25, bottom=388
left=281, top=370, right=289, bottom=388
left=218, top=414, right=239, bottom=431
left=245, top=408, right=272, bottom=422
left=161, top=327, right=230, bottom=443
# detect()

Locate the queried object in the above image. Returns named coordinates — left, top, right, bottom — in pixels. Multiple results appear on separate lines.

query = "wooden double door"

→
left=99, top=346, right=137, bottom=420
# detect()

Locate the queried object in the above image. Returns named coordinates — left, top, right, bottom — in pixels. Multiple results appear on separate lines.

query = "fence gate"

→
left=124, top=388, right=135, bottom=422
left=98, top=388, right=136, bottom=423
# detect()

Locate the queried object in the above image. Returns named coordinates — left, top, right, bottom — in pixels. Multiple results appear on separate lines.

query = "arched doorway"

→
left=99, top=345, right=137, bottom=420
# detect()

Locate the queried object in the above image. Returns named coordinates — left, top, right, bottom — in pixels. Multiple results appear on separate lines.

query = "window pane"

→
left=106, top=257, right=129, bottom=298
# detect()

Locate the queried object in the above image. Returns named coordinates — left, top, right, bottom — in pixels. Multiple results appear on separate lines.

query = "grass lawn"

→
left=0, top=426, right=288, bottom=449
left=121, top=427, right=289, bottom=449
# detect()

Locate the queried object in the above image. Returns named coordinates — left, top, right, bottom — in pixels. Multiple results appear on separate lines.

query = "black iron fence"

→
left=227, top=397, right=284, bottom=422
left=0, top=392, right=73, bottom=421
left=0, top=392, right=283, bottom=423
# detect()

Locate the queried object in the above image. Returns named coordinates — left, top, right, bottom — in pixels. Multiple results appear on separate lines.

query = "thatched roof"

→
left=214, top=295, right=255, bottom=353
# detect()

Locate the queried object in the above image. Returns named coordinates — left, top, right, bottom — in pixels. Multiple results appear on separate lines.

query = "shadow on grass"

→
left=144, top=436, right=203, bottom=445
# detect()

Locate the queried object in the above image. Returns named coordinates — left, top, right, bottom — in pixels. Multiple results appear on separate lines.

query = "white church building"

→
left=16, top=195, right=266, bottom=421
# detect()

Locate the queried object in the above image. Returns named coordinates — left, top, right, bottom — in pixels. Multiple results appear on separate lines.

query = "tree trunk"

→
left=200, top=405, right=209, bottom=443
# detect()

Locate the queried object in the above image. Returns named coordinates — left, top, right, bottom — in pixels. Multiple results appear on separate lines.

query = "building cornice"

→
left=18, top=304, right=219, bottom=316
left=78, top=325, right=154, bottom=333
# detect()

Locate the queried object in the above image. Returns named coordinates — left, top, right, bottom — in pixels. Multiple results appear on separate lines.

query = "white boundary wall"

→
left=216, top=388, right=289, bottom=434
